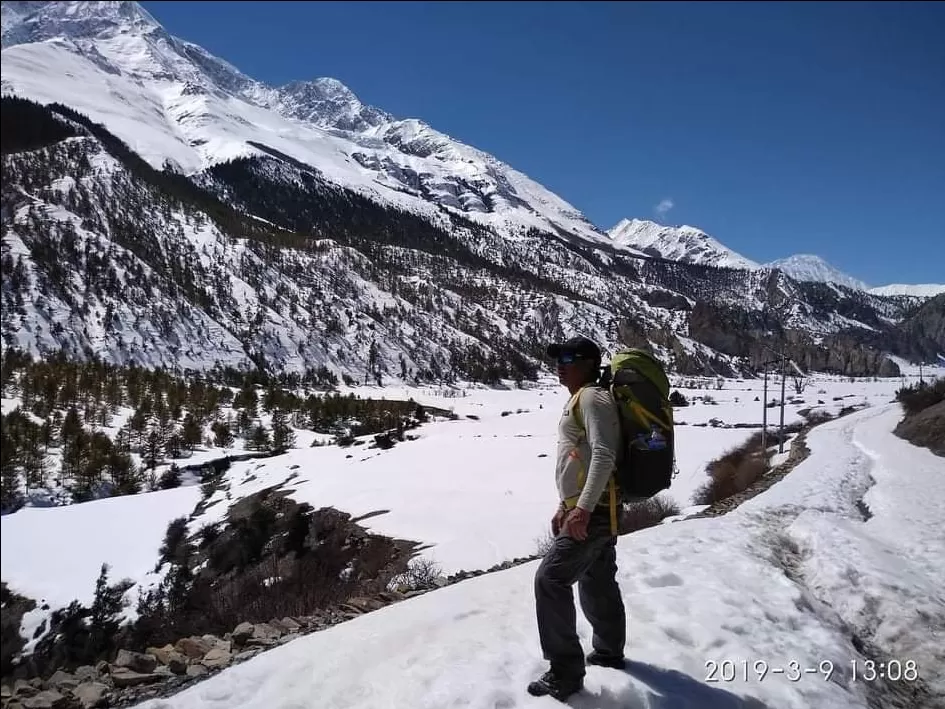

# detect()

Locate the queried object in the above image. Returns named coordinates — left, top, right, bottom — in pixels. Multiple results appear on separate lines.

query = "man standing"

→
left=528, top=336, right=627, bottom=701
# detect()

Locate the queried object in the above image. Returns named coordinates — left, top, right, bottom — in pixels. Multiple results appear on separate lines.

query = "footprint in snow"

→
left=644, top=572, right=684, bottom=588
left=662, top=625, right=696, bottom=647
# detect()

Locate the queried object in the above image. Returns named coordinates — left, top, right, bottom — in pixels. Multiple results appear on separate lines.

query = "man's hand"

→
left=562, top=507, right=591, bottom=541
left=551, top=506, right=567, bottom=536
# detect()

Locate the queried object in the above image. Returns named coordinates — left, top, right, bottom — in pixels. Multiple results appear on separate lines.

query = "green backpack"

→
left=578, top=349, right=676, bottom=501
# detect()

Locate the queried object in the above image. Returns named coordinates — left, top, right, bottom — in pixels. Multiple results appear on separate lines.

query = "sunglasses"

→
left=556, top=352, right=584, bottom=365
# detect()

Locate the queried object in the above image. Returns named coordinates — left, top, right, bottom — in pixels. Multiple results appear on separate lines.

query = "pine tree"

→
left=270, top=409, right=296, bottom=454
left=211, top=420, right=233, bottom=448
left=144, top=429, right=163, bottom=470
left=21, top=424, right=46, bottom=491
left=87, top=563, right=130, bottom=658
left=234, top=384, right=258, bottom=418
left=128, top=408, right=148, bottom=447
left=61, top=407, right=83, bottom=445
left=159, top=463, right=182, bottom=489
left=165, top=431, right=183, bottom=460
left=0, top=417, right=22, bottom=511
left=236, top=408, right=253, bottom=437
left=181, top=414, right=202, bottom=453
left=247, top=424, right=271, bottom=452
left=108, top=451, right=140, bottom=496
left=64, top=430, right=92, bottom=500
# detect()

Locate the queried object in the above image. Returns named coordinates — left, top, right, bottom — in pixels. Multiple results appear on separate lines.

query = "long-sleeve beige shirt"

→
left=555, top=386, right=621, bottom=511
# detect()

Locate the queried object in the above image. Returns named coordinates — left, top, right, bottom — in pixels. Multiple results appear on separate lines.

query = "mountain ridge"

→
left=0, top=0, right=630, bottom=256
left=764, top=253, right=869, bottom=291
left=609, top=216, right=942, bottom=297
left=608, top=218, right=761, bottom=270
left=2, top=3, right=941, bottom=382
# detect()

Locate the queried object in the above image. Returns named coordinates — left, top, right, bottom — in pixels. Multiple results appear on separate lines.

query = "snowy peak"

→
left=607, top=218, right=760, bottom=270
left=765, top=254, right=868, bottom=291
left=1, top=1, right=163, bottom=46
left=271, top=77, right=392, bottom=132
left=868, top=284, right=945, bottom=299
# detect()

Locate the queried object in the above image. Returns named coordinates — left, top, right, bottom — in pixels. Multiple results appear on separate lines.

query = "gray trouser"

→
left=534, top=508, right=626, bottom=679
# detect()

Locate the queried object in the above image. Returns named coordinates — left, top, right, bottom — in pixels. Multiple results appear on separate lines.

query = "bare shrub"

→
left=389, top=557, right=442, bottom=591
left=792, top=376, right=809, bottom=395
left=534, top=530, right=556, bottom=556
left=693, top=435, right=771, bottom=505
left=619, top=496, right=681, bottom=535
left=802, top=409, right=834, bottom=425
left=896, top=378, right=945, bottom=416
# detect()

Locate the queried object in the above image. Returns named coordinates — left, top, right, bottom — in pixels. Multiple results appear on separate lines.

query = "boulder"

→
left=175, top=637, right=213, bottom=659
left=73, top=667, right=98, bottom=683
left=113, top=649, right=157, bottom=674
left=146, top=645, right=188, bottom=674
left=19, top=690, right=67, bottom=709
left=13, top=680, right=38, bottom=697
left=231, top=622, right=254, bottom=646
left=185, top=665, right=208, bottom=678
left=234, top=649, right=261, bottom=663
left=109, top=668, right=162, bottom=689
left=279, top=617, right=302, bottom=631
left=251, top=623, right=282, bottom=641
left=167, top=655, right=188, bottom=675
left=44, top=672, right=77, bottom=692
left=347, top=597, right=386, bottom=612
left=377, top=590, right=405, bottom=603
left=71, top=682, right=109, bottom=709
left=201, top=647, right=232, bottom=670
left=145, top=644, right=177, bottom=666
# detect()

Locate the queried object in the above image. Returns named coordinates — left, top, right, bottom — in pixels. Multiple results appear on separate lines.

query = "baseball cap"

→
left=546, top=336, right=602, bottom=362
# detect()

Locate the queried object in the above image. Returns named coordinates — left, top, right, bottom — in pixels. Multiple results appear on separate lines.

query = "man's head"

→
left=546, top=336, right=602, bottom=392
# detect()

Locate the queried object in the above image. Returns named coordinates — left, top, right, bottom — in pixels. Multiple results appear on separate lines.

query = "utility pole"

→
left=779, top=354, right=787, bottom=454
left=762, top=363, right=768, bottom=453
left=760, top=356, right=780, bottom=453
left=760, top=344, right=787, bottom=455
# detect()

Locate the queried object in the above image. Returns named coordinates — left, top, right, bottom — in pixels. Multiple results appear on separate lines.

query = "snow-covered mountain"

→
left=764, top=254, right=868, bottom=291
left=608, top=219, right=942, bottom=301
left=607, top=218, right=760, bottom=270
left=868, top=283, right=945, bottom=299
left=1, top=1, right=940, bottom=380
left=0, top=0, right=621, bottom=253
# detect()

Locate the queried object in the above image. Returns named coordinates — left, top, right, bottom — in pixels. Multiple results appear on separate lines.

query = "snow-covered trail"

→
left=739, top=405, right=945, bottom=704
left=134, top=404, right=944, bottom=709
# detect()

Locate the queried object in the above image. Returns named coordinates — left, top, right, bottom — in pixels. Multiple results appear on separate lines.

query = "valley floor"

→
left=130, top=403, right=944, bottom=709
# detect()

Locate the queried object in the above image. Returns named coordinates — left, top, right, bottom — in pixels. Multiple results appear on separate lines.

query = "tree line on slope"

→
left=0, top=350, right=430, bottom=512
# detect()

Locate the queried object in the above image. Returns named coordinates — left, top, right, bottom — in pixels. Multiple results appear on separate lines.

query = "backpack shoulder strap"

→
left=568, top=384, right=594, bottom=433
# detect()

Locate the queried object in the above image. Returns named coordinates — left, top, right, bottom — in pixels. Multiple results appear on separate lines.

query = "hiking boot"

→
left=586, top=651, right=625, bottom=669
left=526, top=669, right=584, bottom=700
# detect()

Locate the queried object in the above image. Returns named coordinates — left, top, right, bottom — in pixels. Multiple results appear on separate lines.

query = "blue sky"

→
left=142, top=1, right=944, bottom=286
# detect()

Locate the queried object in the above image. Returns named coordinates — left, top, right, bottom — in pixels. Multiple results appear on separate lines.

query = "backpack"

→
left=575, top=348, right=676, bottom=502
